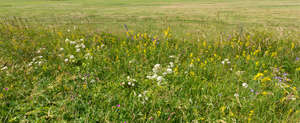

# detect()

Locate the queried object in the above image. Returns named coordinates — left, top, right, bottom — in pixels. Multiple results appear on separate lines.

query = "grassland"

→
left=1, top=0, right=300, bottom=38
left=0, top=0, right=300, bottom=122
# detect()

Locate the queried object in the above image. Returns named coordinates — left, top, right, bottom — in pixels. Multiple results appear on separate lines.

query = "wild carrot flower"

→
left=242, top=83, right=248, bottom=88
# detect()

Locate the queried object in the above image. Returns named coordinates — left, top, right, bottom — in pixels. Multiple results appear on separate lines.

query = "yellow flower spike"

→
left=203, top=41, right=207, bottom=47
left=157, top=111, right=161, bottom=117
left=292, top=87, right=297, bottom=91
left=271, top=52, right=277, bottom=57
left=245, top=42, right=250, bottom=47
left=190, top=71, right=195, bottom=76
left=291, top=42, right=295, bottom=49
left=190, top=53, right=193, bottom=58
left=247, top=55, right=251, bottom=61
left=83, top=84, right=87, bottom=89
left=229, top=111, right=235, bottom=117
left=261, top=77, right=271, bottom=82
left=254, top=73, right=264, bottom=80
left=220, top=106, right=226, bottom=113
left=255, top=61, right=259, bottom=66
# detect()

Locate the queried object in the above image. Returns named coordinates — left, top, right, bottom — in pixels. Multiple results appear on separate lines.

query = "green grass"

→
left=0, top=20, right=299, bottom=122
left=1, top=0, right=300, bottom=39
left=0, top=0, right=300, bottom=122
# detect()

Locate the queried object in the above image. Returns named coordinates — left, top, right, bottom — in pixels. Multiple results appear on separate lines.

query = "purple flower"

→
left=4, top=88, right=8, bottom=91
left=117, top=104, right=120, bottom=107
left=296, top=57, right=299, bottom=61
left=283, top=73, right=288, bottom=76
left=250, top=89, right=254, bottom=93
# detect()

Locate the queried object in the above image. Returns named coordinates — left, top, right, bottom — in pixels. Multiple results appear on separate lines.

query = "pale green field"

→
left=1, top=0, right=300, bottom=38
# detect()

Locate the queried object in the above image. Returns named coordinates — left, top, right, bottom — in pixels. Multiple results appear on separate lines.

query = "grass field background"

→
left=0, top=0, right=299, bottom=122
left=1, top=0, right=300, bottom=38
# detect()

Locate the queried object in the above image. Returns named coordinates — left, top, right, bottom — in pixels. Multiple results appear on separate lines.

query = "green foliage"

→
left=0, top=20, right=299, bottom=122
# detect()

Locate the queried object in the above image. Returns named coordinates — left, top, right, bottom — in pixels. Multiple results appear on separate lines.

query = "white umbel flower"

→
left=242, top=83, right=248, bottom=88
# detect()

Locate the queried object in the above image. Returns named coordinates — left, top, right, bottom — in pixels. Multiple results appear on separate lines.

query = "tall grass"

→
left=0, top=19, right=299, bottom=122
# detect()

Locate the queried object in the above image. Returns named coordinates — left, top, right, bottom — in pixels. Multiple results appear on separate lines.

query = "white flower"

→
left=242, top=83, right=248, bottom=88
left=60, top=48, right=64, bottom=51
left=1, top=66, right=8, bottom=71
left=138, top=94, right=142, bottom=97
left=169, top=62, right=174, bottom=68
left=75, top=44, right=81, bottom=48
left=101, top=44, right=105, bottom=48
left=38, top=61, right=42, bottom=65
left=65, top=38, right=70, bottom=42
left=67, top=29, right=71, bottom=32
left=80, top=39, right=84, bottom=41
left=37, top=50, right=41, bottom=53
left=128, top=82, right=131, bottom=85
left=234, top=93, right=239, bottom=97
left=70, top=41, right=76, bottom=44
left=152, top=64, right=161, bottom=73
left=90, top=79, right=95, bottom=83
left=146, top=75, right=152, bottom=79
left=38, top=56, right=43, bottom=58
left=169, top=55, right=175, bottom=58
left=166, top=68, right=172, bottom=74
left=131, top=83, right=135, bottom=86
left=76, top=48, right=80, bottom=52
left=28, top=62, right=33, bottom=66
left=163, top=72, right=167, bottom=76
left=152, top=74, right=158, bottom=79
left=156, top=76, right=163, bottom=82
left=64, top=58, right=69, bottom=62
left=81, top=44, right=86, bottom=48
left=70, top=55, right=75, bottom=59
left=221, top=61, right=225, bottom=64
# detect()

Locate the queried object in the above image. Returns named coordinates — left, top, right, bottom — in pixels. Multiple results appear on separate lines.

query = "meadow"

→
left=0, top=0, right=300, bottom=122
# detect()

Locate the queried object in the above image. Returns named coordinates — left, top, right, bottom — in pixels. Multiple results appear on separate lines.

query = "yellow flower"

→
left=0, top=93, right=3, bottom=99
left=253, top=73, right=264, bottom=80
left=262, top=91, right=268, bottom=95
left=83, top=84, right=87, bottom=89
left=220, top=106, right=226, bottom=113
left=229, top=111, right=235, bottom=117
left=255, top=61, right=259, bottom=66
left=261, top=77, right=271, bottom=82
left=190, top=71, right=195, bottom=76
left=271, top=52, right=277, bottom=57
left=190, top=53, right=193, bottom=57
left=246, top=55, right=251, bottom=61
left=157, top=111, right=161, bottom=117
left=296, top=67, right=300, bottom=71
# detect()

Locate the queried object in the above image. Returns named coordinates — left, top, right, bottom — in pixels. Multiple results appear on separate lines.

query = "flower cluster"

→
left=121, top=76, right=136, bottom=87
left=28, top=55, right=46, bottom=67
left=146, top=62, right=174, bottom=85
